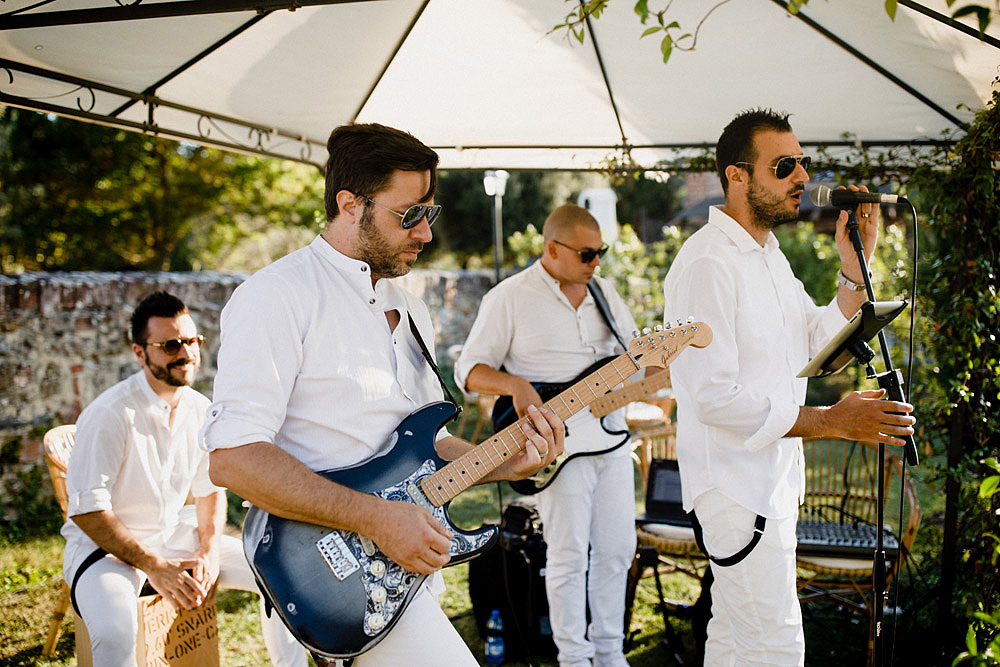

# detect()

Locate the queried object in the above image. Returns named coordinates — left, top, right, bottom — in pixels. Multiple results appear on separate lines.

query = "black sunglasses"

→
left=553, top=239, right=609, bottom=263
left=142, top=335, right=205, bottom=356
left=737, top=155, right=811, bottom=180
left=356, top=193, right=442, bottom=229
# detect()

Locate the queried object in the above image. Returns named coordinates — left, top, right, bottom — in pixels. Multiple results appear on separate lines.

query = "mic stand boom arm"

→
left=844, top=208, right=917, bottom=667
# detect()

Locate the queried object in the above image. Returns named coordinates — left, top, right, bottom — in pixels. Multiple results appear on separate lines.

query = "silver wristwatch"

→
left=838, top=271, right=867, bottom=292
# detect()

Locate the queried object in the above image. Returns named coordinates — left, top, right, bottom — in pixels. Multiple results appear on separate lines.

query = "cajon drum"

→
left=75, top=587, right=219, bottom=666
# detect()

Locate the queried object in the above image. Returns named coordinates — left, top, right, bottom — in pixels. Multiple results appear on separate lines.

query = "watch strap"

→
left=839, top=271, right=867, bottom=292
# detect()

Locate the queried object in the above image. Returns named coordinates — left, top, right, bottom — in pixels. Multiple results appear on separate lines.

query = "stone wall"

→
left=0, top=269, right=492, bottom=521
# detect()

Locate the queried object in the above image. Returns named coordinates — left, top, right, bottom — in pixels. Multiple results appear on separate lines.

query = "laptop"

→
left=636, top=458, right=691, bottom=527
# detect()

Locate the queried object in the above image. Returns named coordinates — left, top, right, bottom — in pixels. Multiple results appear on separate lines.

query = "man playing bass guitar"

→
left=203, top=123, right=564, bottom=665
left=456, top=204, right=653, bottom=667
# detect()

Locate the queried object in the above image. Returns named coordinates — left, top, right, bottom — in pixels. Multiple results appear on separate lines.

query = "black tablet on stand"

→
left=797, top=300, right=908, bottom=379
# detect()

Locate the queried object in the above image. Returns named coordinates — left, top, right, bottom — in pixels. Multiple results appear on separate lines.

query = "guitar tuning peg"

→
left=686, top=316, right=694, bottom=324
left=664, top=322, right=672, bottom=329
left=641, top=327, right=652, bottom=335
left=632, top=330, right=640, bottom=338
left=676, top=319, right=684, bottom=328
left=654, top=324, right=663, bottom=332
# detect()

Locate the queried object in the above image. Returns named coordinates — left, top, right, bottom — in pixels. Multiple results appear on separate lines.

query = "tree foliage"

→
left=907, top=77, right=1000, bottom=661
left=0, top=108, right=324, bottom=273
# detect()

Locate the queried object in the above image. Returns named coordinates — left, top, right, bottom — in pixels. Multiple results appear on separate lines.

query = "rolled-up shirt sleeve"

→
left=66, top=405, right=127, bottom=517
left=201, top=273, right=303, bottom=452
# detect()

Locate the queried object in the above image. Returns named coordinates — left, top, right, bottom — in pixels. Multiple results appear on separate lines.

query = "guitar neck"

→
left=589, top=371, right=671, bottom=418
left=419, top=354, right=639, bottom=506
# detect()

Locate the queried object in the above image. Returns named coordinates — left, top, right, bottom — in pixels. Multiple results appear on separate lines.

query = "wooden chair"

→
left=795, top=438, right=922, bottom=659
left=41, top=424, right=76, bottom=657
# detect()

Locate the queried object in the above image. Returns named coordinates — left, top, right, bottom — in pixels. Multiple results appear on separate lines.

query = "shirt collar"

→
left=309, top=235, right=407, bottom=312
left=310, top=234, right=377, bottom=298
left=529, top=259, right=593, bottom=306
left=134, top=370, right=168, bottom=409
left=708, top=205, right=780, bottom=255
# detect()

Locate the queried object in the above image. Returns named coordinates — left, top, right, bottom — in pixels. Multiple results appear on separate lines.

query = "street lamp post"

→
left=483, top=169, right=509, bottom=284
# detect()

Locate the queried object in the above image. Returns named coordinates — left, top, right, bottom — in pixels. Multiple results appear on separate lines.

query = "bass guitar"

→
left=500, top=321, right=712, bottom=495
left=242, top=328, right=681, bottom=659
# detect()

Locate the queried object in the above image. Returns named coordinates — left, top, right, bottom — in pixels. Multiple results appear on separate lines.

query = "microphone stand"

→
left=843, top=208, right=919, bottom=667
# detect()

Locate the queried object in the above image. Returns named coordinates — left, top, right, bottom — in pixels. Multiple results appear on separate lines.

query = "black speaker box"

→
left=468, top=499, right=557, bottom=660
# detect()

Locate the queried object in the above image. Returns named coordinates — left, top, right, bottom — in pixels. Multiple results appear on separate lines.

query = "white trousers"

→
left=351, top=583, right=478, bottom=666
left=73, top=534, right=307, bottom=667
left=537, top=451, right=637, bottom=666
left=694, top=489, right=804, bottom=666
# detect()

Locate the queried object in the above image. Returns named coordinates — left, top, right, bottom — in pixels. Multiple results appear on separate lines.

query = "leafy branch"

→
left=553, top=0, right=996, bottom=63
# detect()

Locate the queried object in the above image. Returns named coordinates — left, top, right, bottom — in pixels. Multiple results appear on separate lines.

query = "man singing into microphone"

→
left=662, top=108, right=916, bottom=665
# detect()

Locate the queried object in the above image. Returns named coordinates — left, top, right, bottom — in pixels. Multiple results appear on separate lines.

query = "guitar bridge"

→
left=316, top=531, right=361, bottom=581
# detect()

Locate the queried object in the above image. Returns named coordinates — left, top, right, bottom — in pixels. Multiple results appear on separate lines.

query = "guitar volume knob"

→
left=370, top=560, right=387, bottom=577
left=367, top=612, right=386, bottom=631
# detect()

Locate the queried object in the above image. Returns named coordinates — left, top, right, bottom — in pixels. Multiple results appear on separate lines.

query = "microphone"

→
left=810, top=185, right=907, bottom=209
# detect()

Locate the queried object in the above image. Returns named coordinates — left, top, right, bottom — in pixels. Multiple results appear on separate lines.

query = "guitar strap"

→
left=587, top=280, right=627, bottom=352
left=689, top=510, right=768, bottom=567
left=408, top=313, right=461, bottom=408
left=69, top=547, right=108, bottom=616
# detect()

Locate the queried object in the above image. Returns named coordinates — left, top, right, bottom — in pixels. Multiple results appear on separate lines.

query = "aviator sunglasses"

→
left=142, top=335, right=205, bottom=356
left=737, top=154, right=812, bottom=180
left=553, top=239, right=609, bottom=263
left=355, top=193, right=442, bottom=229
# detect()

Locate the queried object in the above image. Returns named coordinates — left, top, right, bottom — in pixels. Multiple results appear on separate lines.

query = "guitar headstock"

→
left=627, top=320, right=713, bottom=369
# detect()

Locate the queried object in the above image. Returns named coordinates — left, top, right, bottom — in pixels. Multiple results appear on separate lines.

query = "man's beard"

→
left=148, top=357, right=197, bottom=387
left=746, top=176, right=803, bottom=230
left=357, top=206, right=422, bottom=279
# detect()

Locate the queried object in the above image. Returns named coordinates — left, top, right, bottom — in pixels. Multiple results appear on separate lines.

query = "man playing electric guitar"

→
left=456, top=204, right=652, bottom=667
left=202, top=123, right=564, bottom=666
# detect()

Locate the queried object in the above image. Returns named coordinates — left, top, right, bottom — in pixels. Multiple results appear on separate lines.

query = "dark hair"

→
left=716, top=108, right=793, bottom=195
left=131, top=291, right=188, bottom=344
left=323, top=123, right=440, bottom=221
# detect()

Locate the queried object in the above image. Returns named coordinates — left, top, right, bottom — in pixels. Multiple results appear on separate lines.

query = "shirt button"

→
left=369, top=298, right=376, bottom=305
left=361, top=266, right=368, bottom=273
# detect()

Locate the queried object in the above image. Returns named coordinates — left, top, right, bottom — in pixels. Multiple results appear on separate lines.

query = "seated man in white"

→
left=61, top=291, right=305, bottom=667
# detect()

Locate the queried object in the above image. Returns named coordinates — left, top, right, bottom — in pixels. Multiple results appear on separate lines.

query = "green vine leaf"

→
left=660, top=34, right=673, bottom=62
left=952, top=5, right=991, bottom=36
left=885, top=0, right=898, bottom=20
left=634, top=0, right=649, bottom=21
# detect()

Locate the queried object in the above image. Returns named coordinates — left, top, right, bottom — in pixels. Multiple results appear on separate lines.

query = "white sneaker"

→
left=593, top=653, right=631, bottom=667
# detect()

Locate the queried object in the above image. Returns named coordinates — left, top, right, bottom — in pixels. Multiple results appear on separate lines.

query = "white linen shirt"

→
left=454, top=261, right=639, bottom=454
left=201, top=235, right=446, bottom=472
left=662, top=206, right=848, bottom=519
left=61, top=371, right=218, bottom=579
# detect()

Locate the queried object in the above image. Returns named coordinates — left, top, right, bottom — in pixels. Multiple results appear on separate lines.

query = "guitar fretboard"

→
left=589, top=370, right=672, bottom=418
left=419, top=354, right=638, bottom=506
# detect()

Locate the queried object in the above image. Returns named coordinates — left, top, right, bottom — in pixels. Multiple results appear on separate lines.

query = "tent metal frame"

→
left=1, top=0, right=991, bottom=168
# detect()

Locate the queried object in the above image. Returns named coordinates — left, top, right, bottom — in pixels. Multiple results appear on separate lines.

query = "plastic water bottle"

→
left=485, top=608, right=505, bottom=665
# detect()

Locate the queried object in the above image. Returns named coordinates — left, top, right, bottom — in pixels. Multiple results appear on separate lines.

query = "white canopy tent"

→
left=1, top=0, right=997, bottom=170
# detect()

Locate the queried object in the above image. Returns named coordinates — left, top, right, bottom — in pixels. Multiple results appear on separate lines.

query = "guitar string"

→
left=420, top=342, right=648, bottom=505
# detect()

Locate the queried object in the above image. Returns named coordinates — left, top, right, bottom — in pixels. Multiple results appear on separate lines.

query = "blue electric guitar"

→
left=242, top=328, right=687, bottom=659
